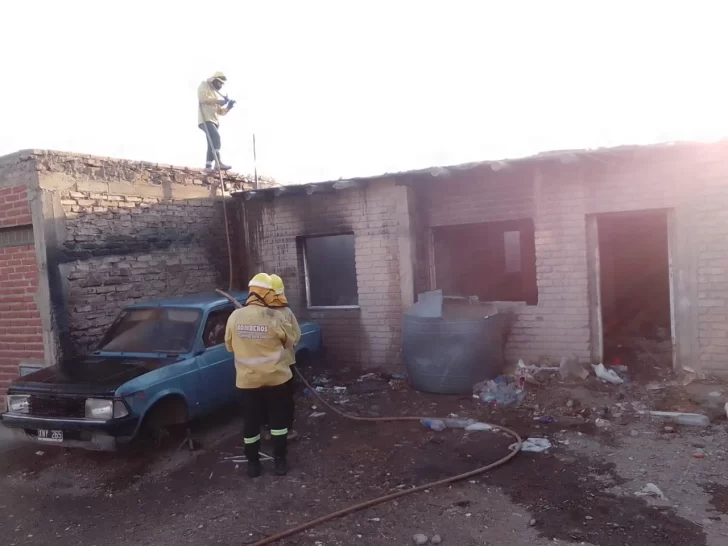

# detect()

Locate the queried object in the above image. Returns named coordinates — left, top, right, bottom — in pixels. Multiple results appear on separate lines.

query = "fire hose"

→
left=215, top=289, right=523, bottom=545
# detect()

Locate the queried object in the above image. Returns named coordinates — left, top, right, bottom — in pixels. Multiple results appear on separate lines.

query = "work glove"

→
left=227, top=99, right=236, bottom=110
left=217, top=98, right=228, bottom=106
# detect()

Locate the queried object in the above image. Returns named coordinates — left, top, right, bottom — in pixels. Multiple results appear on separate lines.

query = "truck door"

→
left=196, top=305, right=238, bottom=411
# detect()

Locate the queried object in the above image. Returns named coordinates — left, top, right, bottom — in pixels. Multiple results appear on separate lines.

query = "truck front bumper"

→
left=1, top=413, right=139, bottom=451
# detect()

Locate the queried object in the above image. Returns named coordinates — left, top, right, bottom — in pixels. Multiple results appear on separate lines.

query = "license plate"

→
left=37, top=429, right=63, bottom=443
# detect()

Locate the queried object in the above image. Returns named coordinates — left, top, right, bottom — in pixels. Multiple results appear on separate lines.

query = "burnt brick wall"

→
left=0, top=154, right=44, bottom=405
left=241, top=181, right=403, bottom=370
left=417, top=143, right=728, bottom=375
left=34, top=151, right=262, bottom=355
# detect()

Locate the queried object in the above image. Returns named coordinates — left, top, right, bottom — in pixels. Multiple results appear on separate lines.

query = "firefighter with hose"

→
left=225, top=273, right=296, bottom=478
left=268, top=274, right=301, bottom=440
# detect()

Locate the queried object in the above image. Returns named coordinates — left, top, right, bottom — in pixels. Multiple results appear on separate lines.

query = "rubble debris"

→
left=643, top=411, right=710, bottom=427
left=473, top=376, right=525, bottom=406
left=595, top=418, right=610, bottom=428
left=630, top=430, right=640, bottom=437
left=559, top=355, right=589, bottom=380
left=431, top=535, right=443, bottom=544
left=511, top=437, right=551, bottom=453
left=535, top=416, right=555, bottom=424
left=529, top=518, right=537, bottom=527
left=635, top=483, right=667, bottom=501
left=413, top=533, right=429, bottom=544
left=308, top=412, right=327, bottom=418
left=592, top=363, right=624, bottom=385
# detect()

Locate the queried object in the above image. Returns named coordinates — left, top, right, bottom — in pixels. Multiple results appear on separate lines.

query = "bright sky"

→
left=3, top=1, right=728, bottom=184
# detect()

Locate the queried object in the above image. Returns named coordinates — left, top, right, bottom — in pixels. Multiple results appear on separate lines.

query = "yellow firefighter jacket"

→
left=197, top=79, right=229, bottom=126
left=225, top=301, right=295, bottom=389
left=272, top=304, right=301, bottom=367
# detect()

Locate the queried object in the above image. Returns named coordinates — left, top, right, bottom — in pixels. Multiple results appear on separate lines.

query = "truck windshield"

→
left=97, top=308, right=202, bottom=354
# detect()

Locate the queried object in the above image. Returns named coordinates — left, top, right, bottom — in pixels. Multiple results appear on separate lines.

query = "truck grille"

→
left=28, top=395, right=85, bottom=419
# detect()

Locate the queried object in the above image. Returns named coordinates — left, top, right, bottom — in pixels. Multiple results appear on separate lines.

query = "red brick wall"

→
left=0, top=185, right=43, bottom=403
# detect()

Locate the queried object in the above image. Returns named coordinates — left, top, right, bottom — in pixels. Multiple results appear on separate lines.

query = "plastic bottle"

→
left=420, top=419, right=446, bottom=431
left=442, top=418, right=476, bottom=429
left=647, top=411, right=710, bottom=427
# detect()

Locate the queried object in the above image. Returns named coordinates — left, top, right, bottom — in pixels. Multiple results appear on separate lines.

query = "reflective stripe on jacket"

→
left=224, top=305, right=295, bottom=388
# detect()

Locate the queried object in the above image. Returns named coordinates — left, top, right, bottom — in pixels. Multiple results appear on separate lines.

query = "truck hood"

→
left=7, top=355, right=177, bottom=397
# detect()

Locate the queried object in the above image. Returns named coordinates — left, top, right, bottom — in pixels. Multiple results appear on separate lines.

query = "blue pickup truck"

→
left=1, top=291, right=321, bottom=450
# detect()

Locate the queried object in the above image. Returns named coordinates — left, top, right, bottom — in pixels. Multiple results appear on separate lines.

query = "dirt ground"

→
left=1, top=366, right=728, bottom=546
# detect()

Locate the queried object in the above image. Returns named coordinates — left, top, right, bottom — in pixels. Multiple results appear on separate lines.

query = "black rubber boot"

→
left=247, top=460, right=261, bottom=478
left=274, top=457, right=287, bottom=476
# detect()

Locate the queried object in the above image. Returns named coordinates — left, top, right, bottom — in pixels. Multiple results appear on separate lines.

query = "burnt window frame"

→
left=430, top=218, right=538, bottom=305
left=301, top=232, right=359, bottom=310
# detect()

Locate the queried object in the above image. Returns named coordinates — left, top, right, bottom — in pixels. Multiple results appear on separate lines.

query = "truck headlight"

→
left=7, top=395, right=29, bottom=414
left=85, top=399, right=129, bottom=420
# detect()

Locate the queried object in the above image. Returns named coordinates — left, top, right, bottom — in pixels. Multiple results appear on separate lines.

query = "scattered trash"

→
left=309, top=412, right=327, bottom=418
left=473, top=376, right=525, bottom=406
left=635, top=483, right=667, bottom=501
left=566, top=399, right=574, bottom=408
left=442, top=418, right=476, bottom=429
left=663, top=426, right=675, bottom=433
left=643, top=411, right=710, bottom=427
left=413, top=533, right=429, bottom=545
left=389, top=373, right=406, bottom=380
left=708, top=391, right=723, bottom=398
left=431, top=535, right=442, bottom=544
left=35, top=451, right=44, bottom=456
left=315, top=386, right=347, bottom=395
left=511, top=437, right=551, bottom=453
left=646, top=382, right=665, bottom=392
left=535, top=416, right=555, bottom=424
left=465, top=422, right=493, bottom=432
left=595, top=418, right=610, bottom=428
left=725, top=402, right=728, bottom=420
left=529, top=518, right=537, bottom=527
left=421, top=419, right=446, bottom=432
left=693, top=451, right=705, bottom=459
left=630, top=429, right=640, bottom=437
left=681, top=365, right=705, bottom=386
left=559, top=355, right=589, bottom=380
left=592, top=363, right=624, bottom=385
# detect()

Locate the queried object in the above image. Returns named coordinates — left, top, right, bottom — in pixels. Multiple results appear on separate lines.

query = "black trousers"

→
left=199, top=122, right=221, bottom=163
left=263, top=365, right=297, bottom=429
left=241, top=380, right=293, bottom=462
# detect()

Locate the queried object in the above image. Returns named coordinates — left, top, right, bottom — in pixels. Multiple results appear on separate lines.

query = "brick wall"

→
left=241, top=181, right=403, bottom=370
left=0, top=184, right=43, bottom=404
left=33, top=150, right=264, bottom=355
left=416, top=143, right=728, bottom=374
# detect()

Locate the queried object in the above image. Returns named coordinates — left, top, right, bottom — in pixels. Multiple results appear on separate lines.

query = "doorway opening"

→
left=597, top=210, right=673, bottom=379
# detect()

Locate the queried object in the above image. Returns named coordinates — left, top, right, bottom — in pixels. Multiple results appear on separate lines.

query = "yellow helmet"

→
left=210, top=72, right=227, bottom=82
left=248, top=272, right=272, bottom=290
left=270, top=274, right=285, bottom=295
